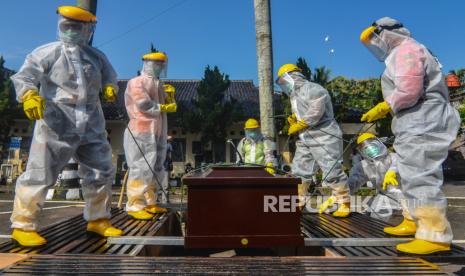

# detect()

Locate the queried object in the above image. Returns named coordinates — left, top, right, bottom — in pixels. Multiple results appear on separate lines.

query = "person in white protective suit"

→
left=124, top=52, right=176, bottom=220
left=10, top=6, right=123, bottom=247
left=236, top=118, right=277, bottom=175
left=349, top=133, right=414, bottom=228
left=360, top=17, right=460, bottom=254
left=275, top=64, right=350, bottom=218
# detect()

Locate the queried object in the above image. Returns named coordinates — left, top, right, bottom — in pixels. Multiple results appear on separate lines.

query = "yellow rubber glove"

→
left=160, top=103, right=177, bottom=113
left=361, top=101, right=391, bottom=123
left=319, top=196, right=335, bottom=214
left=103, top=85, right=117, bottom=103
left=164, top=84, right=176, bottom=104
left=288, top=120, right=308, bottom=136
left=22, top=90, right=45, bottom=120
left=265, top=162, right=275, bottom=175
left=287, top=113, right=297, bottom=125
left=382, top=170, right=399, bottom=190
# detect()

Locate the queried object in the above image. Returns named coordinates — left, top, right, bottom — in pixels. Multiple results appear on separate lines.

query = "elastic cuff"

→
left=11, top=222, right=37, bottom=232
left=415, top=228, right=453, bottom=243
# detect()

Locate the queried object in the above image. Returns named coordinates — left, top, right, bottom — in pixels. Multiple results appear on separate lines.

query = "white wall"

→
left=9, top=120, right=371, bottom=175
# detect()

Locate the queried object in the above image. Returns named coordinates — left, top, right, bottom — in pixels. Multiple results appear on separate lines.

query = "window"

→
left=213, top=141, right=226, bottom=162
left=192, top=141, right=202, bottom=155
left=172, top=138, right=186, bottom=162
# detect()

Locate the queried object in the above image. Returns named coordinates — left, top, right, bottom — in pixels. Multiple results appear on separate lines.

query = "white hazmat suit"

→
left=124, top=62, right=168, bottom=212
left=10, top=16, right=118, bottom=231
left=289, top=74, right=349, bottom=203
left=363, top=17, right=460, bottom=243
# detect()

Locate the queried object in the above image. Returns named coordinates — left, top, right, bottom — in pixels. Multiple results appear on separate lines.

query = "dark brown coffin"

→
left=183, top=166, right=303, bottom=248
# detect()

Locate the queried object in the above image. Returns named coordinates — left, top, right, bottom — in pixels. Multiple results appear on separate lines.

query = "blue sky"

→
left=1, top=0, right=465, bottom=84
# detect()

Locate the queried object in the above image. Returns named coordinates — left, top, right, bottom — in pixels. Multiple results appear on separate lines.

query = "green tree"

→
left=150, top=43, right=158, bottom=53
left=326, top=76, right=392, bottom=137
left=0, top=56, right=21, bottom=149
left=312, top=66, right=331, bottom=87
left=183, top=66, right=242, bottom=163
left=296, top=57, right=312, bottom=81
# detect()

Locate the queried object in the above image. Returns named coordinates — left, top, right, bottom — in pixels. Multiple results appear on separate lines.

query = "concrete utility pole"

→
left=254, top=0, right=275, bottom=141
left=77, top=0, right=97, bottom=45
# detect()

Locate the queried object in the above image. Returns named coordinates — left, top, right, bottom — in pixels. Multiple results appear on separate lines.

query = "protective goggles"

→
left=357, top=138, right=388, bottom=160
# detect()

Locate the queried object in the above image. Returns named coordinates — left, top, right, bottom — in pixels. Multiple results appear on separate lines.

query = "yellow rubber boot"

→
left=384, top=218, right=417, bottom=236
left=11, top=229, right=46, bottom=247
left=87, top=219, right=123, bottom=237
left=127, top=210, right=154, bottom=220
left=145, top=205, right=167, bottom=214
left=396, top=239, right=451, bottom=255
left=332, top=203, right=351, bottom=218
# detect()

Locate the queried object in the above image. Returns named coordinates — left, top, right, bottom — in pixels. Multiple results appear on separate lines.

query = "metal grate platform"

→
left=327, top=244, right=465, bottom=258
left=1, top=254, right=448, bottom=275
left=301, top=212, right=393, bottom=239
left=0, top=208, right=171, bottom=255
left=302, top=212, right=465, bottom=258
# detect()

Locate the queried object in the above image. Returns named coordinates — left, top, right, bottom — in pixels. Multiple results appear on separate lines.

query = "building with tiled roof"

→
left=105, top=79, right=265, bottom=178
left=8, top=79, right=269, bottom=182
left=101, top=79, right=261, bottom=121
left=7, top=78, right=363, bottom=183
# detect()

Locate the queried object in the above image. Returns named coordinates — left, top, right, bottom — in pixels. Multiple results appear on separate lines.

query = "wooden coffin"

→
left=183, top=166, right=303, bottom=248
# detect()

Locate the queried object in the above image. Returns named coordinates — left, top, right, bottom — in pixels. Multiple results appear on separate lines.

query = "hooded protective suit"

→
left=124, top=65, right=168, bottom=212
left=10, top=19, right=118, bottom=231
left=349, top=151, right=408, bottom=221
left=363, top=17, right=460, bottom=243
left=290, top=74, right=349, bottom=203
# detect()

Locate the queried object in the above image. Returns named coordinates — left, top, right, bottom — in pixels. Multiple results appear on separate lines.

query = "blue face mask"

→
left=279, top=82, right=293, bottom=96
left=245, top=129, right=261, bottom=141
left=364, top=144, right=381, bottom=158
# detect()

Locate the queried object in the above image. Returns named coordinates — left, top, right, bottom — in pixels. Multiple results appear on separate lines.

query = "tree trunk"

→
left=254, top=0, right=276, bottom=143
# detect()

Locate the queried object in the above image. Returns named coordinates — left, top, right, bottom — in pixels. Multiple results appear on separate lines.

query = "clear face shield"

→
left=142, top=59, right=168, bottom=79
left=361, top=24, right=410, bottom=62
left=361, top=26, right=390, bottom=62
left=57, top=16, right=94, bottom=45
left=245, top=128, right=262, bottom=142
left=357, top=137, right=388, bottom=160
left=275, top=72, right=295, bottom=96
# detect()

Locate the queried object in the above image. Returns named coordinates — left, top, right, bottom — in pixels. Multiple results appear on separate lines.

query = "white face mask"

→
left=57, top=16, right=94, bottom=45
left=142, top=60, right=167, bottom=78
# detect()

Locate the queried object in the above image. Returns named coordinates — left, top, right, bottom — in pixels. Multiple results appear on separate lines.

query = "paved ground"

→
left=0, top=181, right=464, bottom=243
